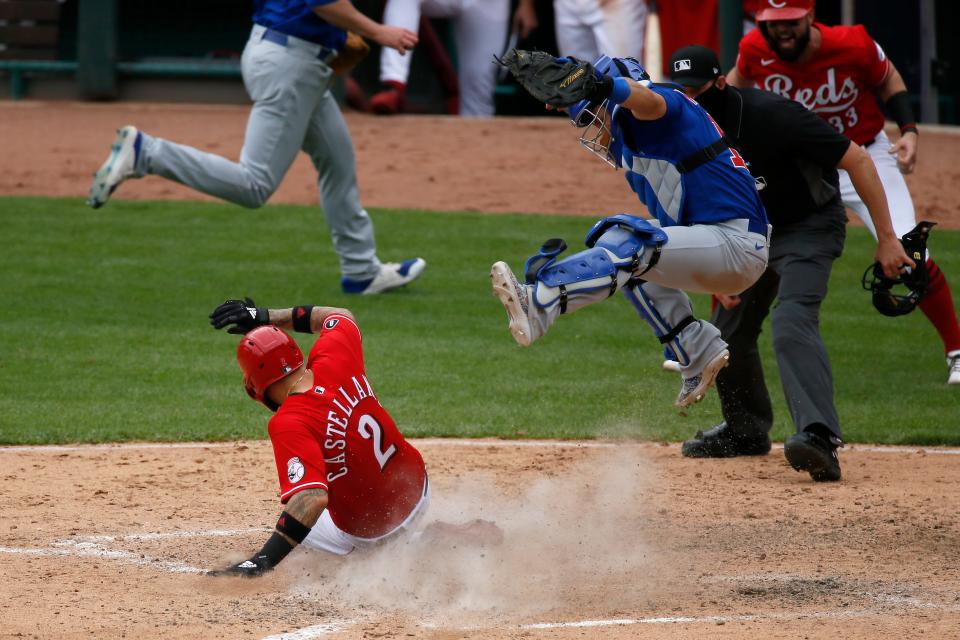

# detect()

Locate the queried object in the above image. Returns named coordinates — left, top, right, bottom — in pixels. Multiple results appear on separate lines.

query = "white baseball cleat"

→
left=88, top=125, right=141, bottom=209
left=662, top=359, right=682, bottom=373
left=675, top=348, right=729, bottom=412
left=948, top=351, right=960, bottom=385
left=490, top=261, right=539, bottom=347
left=342, top=258, right=427, bottom=295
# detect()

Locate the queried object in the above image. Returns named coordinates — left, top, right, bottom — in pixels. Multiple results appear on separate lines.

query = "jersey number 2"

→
left=358, top=414, right=397, bottom=471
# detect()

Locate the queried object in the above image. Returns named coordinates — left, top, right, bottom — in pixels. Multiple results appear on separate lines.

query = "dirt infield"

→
left=1, top=440, right=959, bottom=639
left=1, top=102, right=960, bottom=639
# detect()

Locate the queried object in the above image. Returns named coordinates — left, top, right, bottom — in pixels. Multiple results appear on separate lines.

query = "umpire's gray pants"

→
left=712, top=201, right=846, bottom=439
left=137, top=25, right=380, bottom=280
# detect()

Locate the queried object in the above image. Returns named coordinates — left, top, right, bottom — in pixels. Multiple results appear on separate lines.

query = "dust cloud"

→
left=290, top=449, right=664, bottom=622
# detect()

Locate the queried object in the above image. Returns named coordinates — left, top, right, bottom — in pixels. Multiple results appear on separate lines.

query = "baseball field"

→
left=1, top=102, right=959, bottom=639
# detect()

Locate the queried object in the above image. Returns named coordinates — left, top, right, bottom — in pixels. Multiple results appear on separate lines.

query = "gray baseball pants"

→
left=533, top=218, right=770, bottom=377
left=136, top=25, right=380, bottom=280
left=712, top=201, right=846, bottom=439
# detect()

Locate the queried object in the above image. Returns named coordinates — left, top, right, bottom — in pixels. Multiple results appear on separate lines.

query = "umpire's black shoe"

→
left=681, top=422, right=772, bottom=458
left=783, top=429, right=842, bottom=482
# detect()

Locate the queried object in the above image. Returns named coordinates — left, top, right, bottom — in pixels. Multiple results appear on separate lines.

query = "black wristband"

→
left=276, top=511, right=312, bottom=543
left=884, top=91, right=916, bottom=130
left=586, top=74, right=614, bottom=102
left=253, top=532, right=294, bottom=570
left=292, top=306, right=314, bottom=333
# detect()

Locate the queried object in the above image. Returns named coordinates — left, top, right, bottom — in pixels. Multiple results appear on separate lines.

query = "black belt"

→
left=861, top=137, right=876, bottom=147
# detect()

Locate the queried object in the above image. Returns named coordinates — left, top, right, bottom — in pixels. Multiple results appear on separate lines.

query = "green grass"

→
left=1, top=196, right=957, bottom=445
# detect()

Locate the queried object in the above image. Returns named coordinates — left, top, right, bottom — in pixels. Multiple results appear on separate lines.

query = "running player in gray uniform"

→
left=88, top=0, right=425, bottom=295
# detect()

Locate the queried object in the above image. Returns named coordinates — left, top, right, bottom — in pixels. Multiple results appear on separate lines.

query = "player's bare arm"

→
left=209, top=488, right=329, bottom=578
left=277, top=489, right=328, bottom=544
left=512, top=0, right=538, bottom=39
left=266, top=306, right=356, bottom=333
left=621, top=81, right=667, bottom=121
left=876, top=62, right=919, bottom=174
left=312, top=0, right=418, bottom=54
left=209, top=298, right=355, bottom=335
left=837, top=142, right=914, bottom=278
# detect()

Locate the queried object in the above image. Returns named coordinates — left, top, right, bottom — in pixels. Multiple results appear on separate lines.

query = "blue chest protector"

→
left=614, top=85, right=767, bottom=233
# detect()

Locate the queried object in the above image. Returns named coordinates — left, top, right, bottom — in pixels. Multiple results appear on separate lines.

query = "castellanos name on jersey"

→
left=322, top=373, right=377, bottom=482
left=615, top=84, right=764, bottom=230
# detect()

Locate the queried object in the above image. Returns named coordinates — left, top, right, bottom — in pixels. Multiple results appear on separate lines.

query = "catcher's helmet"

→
left=569, top=56, right=650, bottom=167
left=237, top=325, right=304, bottom=411
left=861, top=221, right=936, bottom=317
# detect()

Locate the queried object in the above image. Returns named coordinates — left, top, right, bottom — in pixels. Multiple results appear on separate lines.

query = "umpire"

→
left=667, top=46, right=911, bottom=481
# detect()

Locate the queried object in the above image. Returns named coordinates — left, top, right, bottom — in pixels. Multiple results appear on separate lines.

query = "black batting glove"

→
left=207, top=554, right=273, bottom=578
left=209, top=297, right=270, bottom=334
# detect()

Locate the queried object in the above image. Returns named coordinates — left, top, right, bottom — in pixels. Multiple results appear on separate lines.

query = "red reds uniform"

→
left=267, top=313, right=426, bottom=539
left=736, top=23, right=888, bottom=146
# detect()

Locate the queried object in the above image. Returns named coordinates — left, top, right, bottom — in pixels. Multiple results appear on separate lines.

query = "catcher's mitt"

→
left=329, top=31, right=370, bottom=76
left=496, top=49, right=603, bottom=108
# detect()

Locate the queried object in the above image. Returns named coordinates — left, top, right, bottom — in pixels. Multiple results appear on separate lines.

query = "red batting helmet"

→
left=756, top=0, right=814, bottom=22
left=237, top=325, right=304, bottom=411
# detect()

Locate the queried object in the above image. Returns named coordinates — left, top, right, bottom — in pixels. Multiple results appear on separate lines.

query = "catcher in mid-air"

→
left=490, top=49, right=774, bottom=411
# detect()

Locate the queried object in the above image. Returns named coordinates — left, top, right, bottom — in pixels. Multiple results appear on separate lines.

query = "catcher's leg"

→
left=622, top=280, right=728, bottom=410
left=491, top=222, right=661, bottom=346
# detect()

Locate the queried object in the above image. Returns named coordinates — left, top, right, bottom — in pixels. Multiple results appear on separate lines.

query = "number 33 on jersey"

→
left=267, top=314, right=427, bottom=539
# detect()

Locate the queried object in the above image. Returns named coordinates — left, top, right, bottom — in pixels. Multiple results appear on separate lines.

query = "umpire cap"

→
left=668, top=45, right=721, bottom=88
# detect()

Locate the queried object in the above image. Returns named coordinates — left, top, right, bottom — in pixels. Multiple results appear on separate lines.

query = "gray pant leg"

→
left=623, top=281, right=727, bottom=376
left=140, top=36, right=326, bottom=209
left=768, top=203, right=846, bottom=439
left=302, top=92, right=380, bottom=280
left=712, top=267, right=780, bottom=436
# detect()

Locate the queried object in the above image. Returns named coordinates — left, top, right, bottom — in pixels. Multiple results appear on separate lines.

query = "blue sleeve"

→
left=303, top=0, right=336, bottom=7
left=652, top=85, right=687, bottom=122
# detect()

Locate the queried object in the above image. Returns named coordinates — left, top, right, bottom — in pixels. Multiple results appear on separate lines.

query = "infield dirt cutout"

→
left=1, top=440, right=959, bottom=639
left=1, top=102, right=959, bottom=639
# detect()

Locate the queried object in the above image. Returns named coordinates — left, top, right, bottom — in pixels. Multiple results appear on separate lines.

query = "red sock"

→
left=918, top=259, right=960, bottom=354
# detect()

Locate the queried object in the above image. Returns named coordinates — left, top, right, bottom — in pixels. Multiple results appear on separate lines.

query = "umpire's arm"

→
left=837, top=142, right=914, bottom=278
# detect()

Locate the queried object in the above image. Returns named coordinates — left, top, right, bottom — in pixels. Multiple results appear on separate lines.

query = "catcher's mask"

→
left=569, top=55, right=650, bottom=168
left=237, top=325, right=304, bottom=411
left=861, top=221, right=936, bottom=317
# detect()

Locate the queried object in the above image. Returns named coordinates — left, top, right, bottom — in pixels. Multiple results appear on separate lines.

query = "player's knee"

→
left=237, top=180, right=274, bottom=209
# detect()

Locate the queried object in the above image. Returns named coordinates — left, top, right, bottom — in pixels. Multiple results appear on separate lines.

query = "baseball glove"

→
left=495, top=49, right=602, bottom=108
left=329, top=31, right=370, bottom=76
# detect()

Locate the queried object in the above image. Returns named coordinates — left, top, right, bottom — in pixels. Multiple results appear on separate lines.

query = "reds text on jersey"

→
left=267, top=314, right=426, bottom=538
left=737, top=23, right=889, bottom=145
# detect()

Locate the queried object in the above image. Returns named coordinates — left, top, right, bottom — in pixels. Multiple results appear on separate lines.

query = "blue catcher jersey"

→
left=613, top=84, right=768, bottom=234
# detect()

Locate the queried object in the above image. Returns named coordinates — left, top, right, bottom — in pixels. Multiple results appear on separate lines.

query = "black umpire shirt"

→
left=704, top=86, right=852, bottom=226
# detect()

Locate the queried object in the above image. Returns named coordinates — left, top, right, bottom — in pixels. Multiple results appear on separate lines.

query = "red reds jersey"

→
left=736, top=23, right=890, bottom=145
left=267, top=314, right=426, bottom=538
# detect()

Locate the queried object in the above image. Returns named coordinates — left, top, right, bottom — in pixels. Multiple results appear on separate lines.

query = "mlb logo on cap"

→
left=674, top=59, right=692, bottom=72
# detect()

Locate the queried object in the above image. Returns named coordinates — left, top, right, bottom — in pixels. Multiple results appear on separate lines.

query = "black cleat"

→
left=783, top=431, right=841, bottom=482
left=681, top=422, right=771, bottom=458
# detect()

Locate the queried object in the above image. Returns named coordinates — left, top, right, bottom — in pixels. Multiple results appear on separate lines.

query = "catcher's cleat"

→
left=947, top=351, right=960, bottom=385
left=88, top=125, right=142, bottom=209
left=490, top=261, right=538, bottom=347
left=341, top=258, right=426, bottom=295
left=783, top=428, right=842, bottom=482
left=675, top=349, right=729, bottom=412
left=681, top=422, right=771, bottom=458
